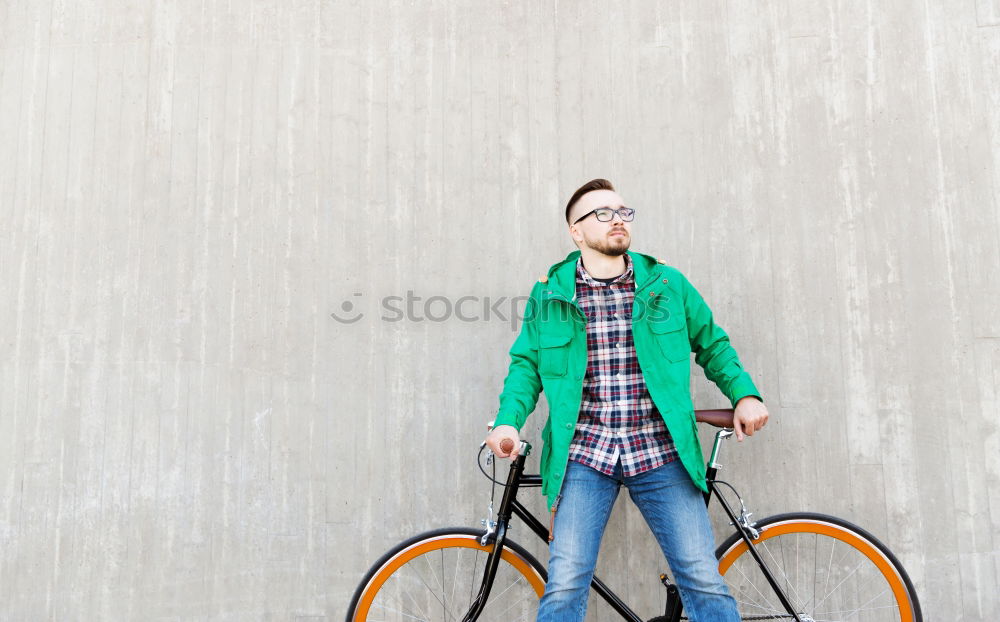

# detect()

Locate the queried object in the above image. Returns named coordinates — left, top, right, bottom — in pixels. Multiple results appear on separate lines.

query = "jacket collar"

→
left=544, top=250, right=662, bottom=301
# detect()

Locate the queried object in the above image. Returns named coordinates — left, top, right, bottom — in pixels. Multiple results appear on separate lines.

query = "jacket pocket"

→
left=538, top=333, right=572, bottom=377
left=649, top=316, right=690, bottom=363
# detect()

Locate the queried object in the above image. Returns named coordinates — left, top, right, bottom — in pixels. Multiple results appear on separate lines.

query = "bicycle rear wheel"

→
left=346, top=527, right=546, bottom=621
left=715, top=512, right=921, bottom=622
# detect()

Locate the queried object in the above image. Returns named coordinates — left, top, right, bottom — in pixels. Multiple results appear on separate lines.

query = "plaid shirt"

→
left=567, top=254, right=678, bottom=477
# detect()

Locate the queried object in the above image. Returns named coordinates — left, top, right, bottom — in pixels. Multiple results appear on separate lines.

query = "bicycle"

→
left=345, top=409, right=922, bottom=621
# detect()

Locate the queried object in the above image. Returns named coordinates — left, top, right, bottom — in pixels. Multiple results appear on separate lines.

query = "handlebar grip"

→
left=694, top=408, right=735, bottom=428
left=499, top=438, right=515, bottom=454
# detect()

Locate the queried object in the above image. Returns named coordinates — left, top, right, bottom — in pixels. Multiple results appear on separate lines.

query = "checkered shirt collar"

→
left=575, top=253, right=634, bottom=287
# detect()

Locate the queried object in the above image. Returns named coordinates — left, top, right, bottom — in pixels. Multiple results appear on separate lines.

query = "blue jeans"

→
left=537, top=459, right=739, bottom=622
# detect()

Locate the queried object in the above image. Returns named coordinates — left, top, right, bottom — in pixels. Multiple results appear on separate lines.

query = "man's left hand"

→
left=733, top=396, right=769, bottom=441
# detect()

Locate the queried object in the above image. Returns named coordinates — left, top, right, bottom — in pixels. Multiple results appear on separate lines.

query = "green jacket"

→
left=494, top=250, right=760, bottom=510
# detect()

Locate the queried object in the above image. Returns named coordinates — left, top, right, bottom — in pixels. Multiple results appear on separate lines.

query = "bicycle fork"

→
left=463, top=447, right=529, bottom=622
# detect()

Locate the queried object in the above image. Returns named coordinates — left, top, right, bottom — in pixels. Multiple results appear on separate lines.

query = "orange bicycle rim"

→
left=718, top=520, right=914, bottom=622
left=353, top=534, right=546, bottom=621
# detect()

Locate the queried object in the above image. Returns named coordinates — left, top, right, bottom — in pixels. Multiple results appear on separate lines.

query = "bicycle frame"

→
left=467, top=424, right=804, bottom=622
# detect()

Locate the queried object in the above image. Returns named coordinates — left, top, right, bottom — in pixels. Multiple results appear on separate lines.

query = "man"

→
left=484, top=179, right=768, bottom=622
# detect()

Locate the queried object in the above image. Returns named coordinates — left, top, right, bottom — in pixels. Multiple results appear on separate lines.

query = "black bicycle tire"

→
left=714, top=511, right=922, bottom=622
left=345, top=526, right=548, bottom=622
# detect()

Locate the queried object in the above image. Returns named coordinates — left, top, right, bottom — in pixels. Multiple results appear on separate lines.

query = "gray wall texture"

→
left=1, top=0, right=998, bottom=619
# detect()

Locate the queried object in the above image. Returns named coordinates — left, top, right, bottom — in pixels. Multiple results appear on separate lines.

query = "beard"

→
left=584, top=229, right=631, bottom=257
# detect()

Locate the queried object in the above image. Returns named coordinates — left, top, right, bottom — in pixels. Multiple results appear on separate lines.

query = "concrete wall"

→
left=1, top=0, right=998, bottom=619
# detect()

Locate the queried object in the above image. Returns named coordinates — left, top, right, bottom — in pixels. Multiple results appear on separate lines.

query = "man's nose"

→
left=610, top=211, right=626, bottom=223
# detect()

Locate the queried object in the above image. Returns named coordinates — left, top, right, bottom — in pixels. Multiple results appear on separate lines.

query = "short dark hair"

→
left=565, top=178, right=615, bottom=223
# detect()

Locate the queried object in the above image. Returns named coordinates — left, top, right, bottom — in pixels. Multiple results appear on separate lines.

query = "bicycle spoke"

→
left=810, top=586, right=895, bottom=620
left=822, top=532, right=835, bottom=609
left=759, top=538, right=805, bottom=608
left=403, top=573, right=440, bottom=621
left=810, top=533, right=818, bottom=613
left=811, top=600, right=899, bottom=619
left=370, top=603, right=430, bottom=622
left=467, top=548, right=480, bottom=610
left=418, top=551, right=448, bottom=601
left=389, top=582, right=434, bottom=622
left=461, top=549, right=521, bottom=622
left=792, top=533, right=818, bottom=614
left=799, top=532, right=813, bottom=613
left=411, top=556, right=461, bottom=622
left=810, top=554, right=876, bottom=612
left=777, top=532, right=793, bottom=607
left=730, top=587, right=782, bottom=617
left=484, top=579, right=533, bottom=621
left=486, top=575, right=527, bottom=604
left=440, top=552, right=449, bottom=622
left=730, top=596, right=786, bottom=616
left=836, top=584, right=892, bottom=615
left=729, top=558, right=783, bottom=615
left=385, top=572, right=434, bottom=622
left=447, top=548, right=465, bottom=613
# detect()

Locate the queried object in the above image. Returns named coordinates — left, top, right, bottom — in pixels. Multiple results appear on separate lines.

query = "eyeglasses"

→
left=572, top=207, right=636, bottom=225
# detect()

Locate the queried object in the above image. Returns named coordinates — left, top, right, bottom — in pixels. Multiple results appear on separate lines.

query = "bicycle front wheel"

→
left=346, top=527, right=546, bottom=622
left=715, top=512, right=921, bottom=622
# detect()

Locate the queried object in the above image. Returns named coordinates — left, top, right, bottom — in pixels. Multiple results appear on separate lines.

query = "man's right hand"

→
left=484, top=424, right=521, bottom=459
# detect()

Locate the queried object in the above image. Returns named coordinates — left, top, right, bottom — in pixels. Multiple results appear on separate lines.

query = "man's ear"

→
left=568, top=224, right=582, bottom=246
